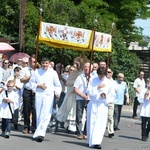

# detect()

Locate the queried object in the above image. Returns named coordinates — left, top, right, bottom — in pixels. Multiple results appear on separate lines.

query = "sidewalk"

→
left=122, top=105, right=140, bottom=113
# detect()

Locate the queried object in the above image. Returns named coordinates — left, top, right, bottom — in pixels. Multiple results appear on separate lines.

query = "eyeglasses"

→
left=4, top=62, right=9, bottom=64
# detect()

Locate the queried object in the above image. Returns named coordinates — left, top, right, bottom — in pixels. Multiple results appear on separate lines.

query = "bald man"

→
left=114, top=73, right=129, bottom=131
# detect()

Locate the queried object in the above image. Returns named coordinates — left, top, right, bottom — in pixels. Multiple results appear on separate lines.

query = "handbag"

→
left=5, top=90, right=14, bottom=123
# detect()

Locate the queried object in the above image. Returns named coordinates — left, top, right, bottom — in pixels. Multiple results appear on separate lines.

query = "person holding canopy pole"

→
left=30, top=57, right=62, bottom=142
left=31, top=5, right=62, bottom=142
left=34, top=3, right=113, bottom=144
left=86, top=21, right=114, bottom=148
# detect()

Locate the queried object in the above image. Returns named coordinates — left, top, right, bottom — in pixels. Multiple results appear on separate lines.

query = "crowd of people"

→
left=0, top=53, right=149, bottom=149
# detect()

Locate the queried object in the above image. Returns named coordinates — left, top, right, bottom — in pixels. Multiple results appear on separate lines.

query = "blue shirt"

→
left=114, top=80, right=128, bottom=105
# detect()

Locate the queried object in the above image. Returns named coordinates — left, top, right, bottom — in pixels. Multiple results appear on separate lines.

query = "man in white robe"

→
left=86, top=67, right=112, bottom=149
left=30, top=57, right=62, bottom=142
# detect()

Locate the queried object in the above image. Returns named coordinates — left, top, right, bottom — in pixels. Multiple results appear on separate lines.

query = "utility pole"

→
left=19, top=0, right=26, bottom=52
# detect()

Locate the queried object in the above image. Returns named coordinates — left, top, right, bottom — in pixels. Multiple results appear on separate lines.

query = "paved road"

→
left=0, top=105, right=149, bottom=150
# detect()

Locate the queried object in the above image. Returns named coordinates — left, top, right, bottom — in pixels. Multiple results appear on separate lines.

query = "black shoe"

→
left=14, top=124, right=18, bottom=130
left=5, top=132, right=10, bottom=138
left=31, top=129, right=35, bottom=134
left=146, top=132, right=149, bottom=139
left=66, top=127, right=71, bottom=133
left=114, top=127, right=120, bottom=131
left=141, top=136, right=148, bottom=141
left=36, top=136, right=44, bottom=142
left=108, top=133, right=114, bottom=138
left=93, top=145, right=102, bottom=149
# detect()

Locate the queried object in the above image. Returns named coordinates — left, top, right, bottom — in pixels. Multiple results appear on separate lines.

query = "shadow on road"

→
left=119, top=135, right=141, bottom=141
left=63, top=141, right=88, bottom=148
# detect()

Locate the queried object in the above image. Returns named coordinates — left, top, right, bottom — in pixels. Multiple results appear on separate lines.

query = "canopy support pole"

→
left=88, top=19, right=98, bottom=82
left=106, top=23, right=115, bottom=71
left=35, top=5, right=43, bottom=70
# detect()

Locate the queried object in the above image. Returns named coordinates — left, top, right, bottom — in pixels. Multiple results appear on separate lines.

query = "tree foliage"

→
left=0, top=0, right=149, bottom=81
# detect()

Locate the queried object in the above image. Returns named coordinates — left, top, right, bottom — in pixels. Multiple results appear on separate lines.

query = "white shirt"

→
left=133, top=77, right=145, bottom=97
left=6, top=75, right=23, bottom=90
left=2, top=68, right=12, bottom=83
left=20, top=66, right=34, bottom=90
left=108, top=78, right=117, bottom=103
left=30, top=68, right=62, bottom=95
left=0, top=67, right=2, bottom=82
left=73, top=73, right=90, bottom=100
left=5, top=75, right=23, bottom=104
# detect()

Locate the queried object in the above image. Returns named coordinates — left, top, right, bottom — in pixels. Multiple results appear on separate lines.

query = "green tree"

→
left=0, top=0, right=147, bottom=82
left=0, top=0, right=20, bottom=41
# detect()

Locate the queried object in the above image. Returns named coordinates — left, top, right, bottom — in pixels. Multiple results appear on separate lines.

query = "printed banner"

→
left=92, top=32, right=112, bottom=52
left=39, top=22, right=92, bottom=50
left=38, top=22, right=112, bottom=52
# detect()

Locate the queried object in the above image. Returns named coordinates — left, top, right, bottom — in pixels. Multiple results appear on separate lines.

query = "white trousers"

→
left=33, top=92, right=54, bottom=138
left=107, top=102, right=114, bottom=134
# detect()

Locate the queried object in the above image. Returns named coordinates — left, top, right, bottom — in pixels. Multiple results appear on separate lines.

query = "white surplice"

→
left=0, top=90, right=19, bottom=119
left=138, top=88, right=150, bottom=117
left=56, top=70, right=82, bottom=122
left=86, top=76, right=112, bottom=147
left=29, top=68, right=62, bottom=138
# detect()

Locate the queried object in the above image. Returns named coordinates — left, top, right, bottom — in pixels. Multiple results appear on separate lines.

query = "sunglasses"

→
left=107, top=71, right=112, bottom=73
left=70, top=69, right=74, bottom=71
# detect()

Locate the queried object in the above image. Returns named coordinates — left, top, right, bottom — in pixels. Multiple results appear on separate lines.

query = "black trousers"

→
left=114, top=104, right=122, bottom=128
left=23, top=88, right=36, bottom=131
left=76, top=100, right=89, bottom=136
left=133, top=97, right=139, bottom=117
left=141, top=116, right=150, bottom=137
left=58, top=92, right=66, bottom=108
left=14, top=109, right=18, bottom=125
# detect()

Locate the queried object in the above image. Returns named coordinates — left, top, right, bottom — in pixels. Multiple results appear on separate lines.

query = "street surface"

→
left=0, top=105, right=149, bottom=150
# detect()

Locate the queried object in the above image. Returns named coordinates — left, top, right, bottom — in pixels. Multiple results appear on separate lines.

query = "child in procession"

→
left=0, top=80, right=19, bottom=138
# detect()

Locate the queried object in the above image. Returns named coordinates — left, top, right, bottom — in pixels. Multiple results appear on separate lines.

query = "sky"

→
left=134, top=19, right=150, bottom=36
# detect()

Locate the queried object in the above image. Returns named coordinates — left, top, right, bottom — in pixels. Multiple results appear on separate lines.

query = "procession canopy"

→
left=38, top=22, right=112, bottom=52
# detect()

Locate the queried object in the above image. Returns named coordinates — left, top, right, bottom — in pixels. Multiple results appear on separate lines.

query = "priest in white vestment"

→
left=30, top=57, right=62, bottom=142
left=86, top=67, right=112, bottom=149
